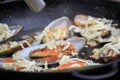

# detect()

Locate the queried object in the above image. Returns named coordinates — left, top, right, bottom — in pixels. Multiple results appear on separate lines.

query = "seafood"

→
left=72, top=14, right=119, bottom=46
left=13, top=37, right=86, bottom=64
left=91, top=43, right=120, bottom=62
left=41, top=17, right=72, bottom=43
left=74, top=14, right=96, bottom=27
left=56, top=58, right=100, bottom=70
left=1, top=15, right=117, bottom=72
left=1, top=56, right=43, bottom=72
left=0, top=37, right=35, bottom=57
left=0, top=24, right=23, bottom=43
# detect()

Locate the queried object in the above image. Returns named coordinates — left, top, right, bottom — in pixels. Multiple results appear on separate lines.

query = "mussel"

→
left=91, top=43, right=120, bottom=62
left=13, top=37, right=86, bottom=65
left=0, top=37, right=35, bottom=57
left=0, top=25, right=23, bottom=43
left=0, top=24, right=35, bottom=57
left=41, top=16, right=72, bottom=43
left=73, top=14, right=119, bottom=47
left=74, top=14, right=96, bottom=27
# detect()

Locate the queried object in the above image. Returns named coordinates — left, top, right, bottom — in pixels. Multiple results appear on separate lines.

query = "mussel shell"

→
left=0, top=37, right=35, bottom=57
left=41, top=16, right=72, bottom=43
left=13, top=37, right=86, bottom=64
left=0, top=25, right=23, bottom=43
left=66, top=36, right=86, bottom=52
left=14, top=44, right=45, bottom=60
left=44, top=16, right=71, bottom=30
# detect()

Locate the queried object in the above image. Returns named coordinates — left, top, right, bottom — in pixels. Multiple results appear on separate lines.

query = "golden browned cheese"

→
left=42, top=26, right=68, bottom=43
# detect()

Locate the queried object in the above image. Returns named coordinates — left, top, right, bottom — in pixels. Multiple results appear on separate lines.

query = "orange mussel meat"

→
left=30, top=44, right=76, bottom=63
left=57, top=61, right=86, bottom=70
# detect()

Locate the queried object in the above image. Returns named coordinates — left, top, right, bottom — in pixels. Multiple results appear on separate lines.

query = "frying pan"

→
left=0, top=0, right=120, bottom=80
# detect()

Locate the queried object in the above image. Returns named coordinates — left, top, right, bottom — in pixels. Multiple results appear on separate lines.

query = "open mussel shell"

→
left=0, top=37, right=35, bottom=57
left=44, top=16, right=71, bottom=30
left=13, top=37, right=86, bottom=66
left=41, top=16, right=72, bottom=43
left=0, top=25, right=23, bottom=43
left=66, top=36, right=86, bottom=53
left=13, top=43, right=45, bottom=60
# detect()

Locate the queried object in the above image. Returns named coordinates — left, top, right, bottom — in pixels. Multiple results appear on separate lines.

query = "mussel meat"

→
left=13, top=37, right=86, bottom=65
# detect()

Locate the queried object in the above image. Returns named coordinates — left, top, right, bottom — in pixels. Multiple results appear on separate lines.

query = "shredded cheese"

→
left=2, top=55, right=43, bottom=72
left=0, top=23, right=14, bottom=42
left=73, top=16, right=119, bottom=45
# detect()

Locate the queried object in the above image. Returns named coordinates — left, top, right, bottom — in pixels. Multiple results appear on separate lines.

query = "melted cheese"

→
left=19, top=44, right=25, bottom=49
left=0, top=23, right=14, bottom=42
left=42, top=26, right=68, bottom=43
left=72, top=16, right=119, bottom=45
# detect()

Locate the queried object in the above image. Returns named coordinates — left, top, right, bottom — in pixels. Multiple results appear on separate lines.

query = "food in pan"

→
left=91, top=42, right=120, bottom=61
left=0, top=23, right=23, bottom=43
left=72, top=14, right=120, bottom=62
left=0, top=55, right=100, bottom=72
left=71, top=14, right=119, bottom=46
left=0, top=15, right=119, bottom=72
left=39, top=17, right=71, bottom=43
left=30, top=37, right=85, bottom=63
left=29, top=42, right=76, bottom=63
left=0, top=37, right=90, bottom=72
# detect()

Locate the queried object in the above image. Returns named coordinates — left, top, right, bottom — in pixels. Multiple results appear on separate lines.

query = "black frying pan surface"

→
left=0, top=0, right=120, bottom=80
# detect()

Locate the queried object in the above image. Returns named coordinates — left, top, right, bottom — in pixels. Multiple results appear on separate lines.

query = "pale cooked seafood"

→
left=91, top=42, right=120, bottom=61
left=72, top=14, right=119, bottom=46
left=0, top=55, right=43, bottom=72
left=13, top=37, right=86, bottom=64
left=33, top=17, right=72, bottom=44
left=0, top=23, right=23, bottom=43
